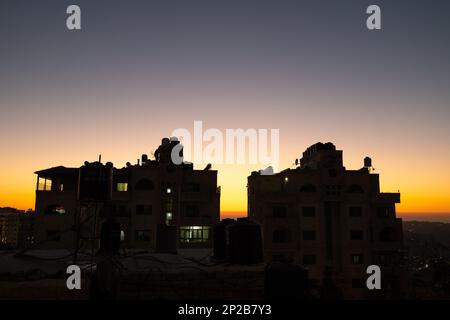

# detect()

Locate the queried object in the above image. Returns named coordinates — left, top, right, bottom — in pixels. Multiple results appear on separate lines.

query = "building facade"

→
left=0, top=211, right=19, bottom=249
left=248, top=142, right=405, bottom=299
left=34, top=138, right=220, bottom=251
left=0, top=208, right=34, bottom=249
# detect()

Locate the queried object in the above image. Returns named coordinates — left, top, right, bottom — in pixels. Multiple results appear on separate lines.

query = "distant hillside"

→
left=404, top=221, right=450, bottom=248
left=403, top=221, right=450, bottom=261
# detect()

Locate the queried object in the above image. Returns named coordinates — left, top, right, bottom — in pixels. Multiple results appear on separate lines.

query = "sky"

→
left=0, top=0, right=449, bottom=219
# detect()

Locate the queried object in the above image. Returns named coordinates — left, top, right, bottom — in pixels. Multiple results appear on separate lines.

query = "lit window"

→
left=179, top=226, right=210, bottom=243
left=120, top=230, right=125, bottom=241
left=37, top=177, right=52, bottom=191
left=165, top=212, right=173, bottom=225
left=45, top=205, right=66, bottom=215
left=116, top=183, right=128, bottom=192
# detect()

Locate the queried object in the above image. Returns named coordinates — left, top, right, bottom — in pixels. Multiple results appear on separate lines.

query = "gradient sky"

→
left=1, top=0, right=449, bottom=218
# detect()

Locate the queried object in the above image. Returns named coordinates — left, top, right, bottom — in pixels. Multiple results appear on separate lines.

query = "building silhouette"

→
left=248, top=142, right=406, bottom=298
left=33, top=138, right=220, bottom=251
left=0, top=208, right=34, bottom=249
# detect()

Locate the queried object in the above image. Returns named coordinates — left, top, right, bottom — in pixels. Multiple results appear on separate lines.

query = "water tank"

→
left=99, top=220, right=121, bottom=256
left=364, top=156, right=372, bottom=168
left=78, top=162, right=112, bottom=202
left=213, top=219, right=235, bottom=261
left=264, top=262, right=309, bottom=300
left=156, top=224, right=178, bottom=254
left=227, top=218, right=263, bottom=264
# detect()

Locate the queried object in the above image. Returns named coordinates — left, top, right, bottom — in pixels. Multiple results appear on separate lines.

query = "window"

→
left=179, top=226, right=210, bottom=243
left=37, top=177, right=52, bottom=191
left=120, top=230, right=125, bottom=241
left=380, top=228, right=396, bottom=242
left=184, top=182, right=200, bottom=192
left=303, top=254, right=317, bottom=265
left=117, top=205, right=128, bottom=217
left=273, top=206, right=287, bottom=218
left=302, top=230, right=316, bottom=241
left=166, top=212, right=173, bottom=224
left=272, top=254, right=290, bottom=263
left=302, top=207, right=316, bottom=217
left=300, top=184, right=317, bottom=192
left=377, top=253, right=394, bottom=265
left=346, top=184, right=364, bottom=193
left=116, top=183, right=128, bottom=192
left=377, top=206, right=390, bottom=218
left=136, top=205, right=152, bottom=215
left=185, top=205, right=200, bottom=217
left=351, top=254, right=364, bottom=265
left=352, top=278, right=365, bottom=288
left=349, top=207, right=362, bottom=217
left=46, top=230, right=61, bottom=241
left=350, top=230, right=364, bottom=240
left=135, top=230, right=151, bottom=242
left=273, top=229, right=289, bottom=243
left=44, top=205, right=66, bottom=215
left=135, top=179, right=154, bottom=191
left=326, top=185, right=341, bottom=196
left=329, top=168, right=337, bottom=177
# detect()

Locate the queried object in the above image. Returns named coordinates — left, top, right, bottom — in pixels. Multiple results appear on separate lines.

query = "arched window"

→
left=135, top=178, right=154, bottom=191
left=346, top=184, right=364, bottom=193
left=300, top=184, right=317, bottom=192
left=45, top=205, right=66, bottom=215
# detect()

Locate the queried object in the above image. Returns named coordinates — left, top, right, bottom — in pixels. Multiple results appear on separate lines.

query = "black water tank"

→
left=227, top=218, right=263, bottom=264
left=264, top=262, right=309, bottom=300
left=156, top=224, right=178, bottom=254
left=99, top=220, right=121, bottom=256
left=213, top=219, right=235, bottom=261
left=78, top=163, right=112, bottom=202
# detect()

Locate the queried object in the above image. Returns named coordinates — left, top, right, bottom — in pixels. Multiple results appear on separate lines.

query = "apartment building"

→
left=34, top=137, right=220, bottom=251
left=248, top=142, right=405, bottom=299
